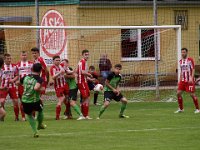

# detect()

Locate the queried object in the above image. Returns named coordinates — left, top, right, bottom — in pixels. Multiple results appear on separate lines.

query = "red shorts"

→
left=55, top=84, right=69, bottom=98
left=41, top=81, right=47, bottom=95
left=18, top=85, right=24, bottom=99
left=178, top=81, right=195, bottom=93
left=78, top=82, right=90, bottom=99
left=0, top=87, right=18, bottom=100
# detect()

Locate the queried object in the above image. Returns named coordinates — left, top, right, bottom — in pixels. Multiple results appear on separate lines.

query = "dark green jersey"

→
left=66, top=67, right=77, bottom=90
left=20, top=74, right=43, bottom=103
left=104, top=72, right=122, bottom=91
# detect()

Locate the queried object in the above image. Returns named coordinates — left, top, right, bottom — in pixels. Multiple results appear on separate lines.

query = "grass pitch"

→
left=1, top=92, right=200, bottom=150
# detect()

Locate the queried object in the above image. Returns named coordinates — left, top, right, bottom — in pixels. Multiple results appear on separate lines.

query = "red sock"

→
left=85, top=102, right=89, bottom=117
left=56, top=105, right=61, bottom=120
left=191, top=95, right=199, bottom=110
left=14, top=104, right=19, bottom=119
left=20, top=103, right=25, bottom=118
left=178, top=96, right=183, bottom=110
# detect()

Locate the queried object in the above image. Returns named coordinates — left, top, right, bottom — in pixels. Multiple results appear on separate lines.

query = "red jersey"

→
left=16, top=61, right=33, bottom=79
left=1, top=64, right=18, bottom=88
left=77, top=58, right=88, bottom=84
left=34, top=57, right=47, bottom=82
left=179, top=57, right=194, bottom=83
left=50, top=64, right=66, bottom=89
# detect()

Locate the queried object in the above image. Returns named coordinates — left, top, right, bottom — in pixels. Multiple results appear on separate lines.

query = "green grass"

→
left=1, top=95, right=200, bottom=150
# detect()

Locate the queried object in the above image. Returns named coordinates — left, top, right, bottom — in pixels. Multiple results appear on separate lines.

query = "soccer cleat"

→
left=0, top=117, right=4, bottom=122
left=33, top=133, right=39, bottom=138
left=96, top=117, right=100, bottom=120
left=77, top=116, right=85, bottom=121
left=22, top=118, right=26, bottom=121
left=194, top=109, right=200, bottom=114
left=94, top=103, right=101, bottom=106
left=174, top=109, right=184, bottom=113
left=37, top=123, right=47, bottom=130
left=85, top=116, right=93, bottom=120
left=119, top=114, right=130, bottom=118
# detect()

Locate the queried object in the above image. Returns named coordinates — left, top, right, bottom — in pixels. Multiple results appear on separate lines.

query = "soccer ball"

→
left=94, top=84, right=104, bottom=92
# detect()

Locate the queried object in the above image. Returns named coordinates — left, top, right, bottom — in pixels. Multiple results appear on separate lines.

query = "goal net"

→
left=0, top=25, right=181, bottom=103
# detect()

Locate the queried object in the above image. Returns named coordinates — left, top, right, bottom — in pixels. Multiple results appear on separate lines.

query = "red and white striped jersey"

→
left=179, top=57, right=194, bottom=82
left=77, top=58, right=88, bottom=84
left=1, top=64, right=18, bottom=88
left=16, top=61, right=33, bottom=79
left=50, top=64, right=66, bottom=89
left=34, top=57, right=47, bottom=82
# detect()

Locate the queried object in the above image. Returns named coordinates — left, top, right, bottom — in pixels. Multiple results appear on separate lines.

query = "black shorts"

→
left=22, top=101, right=43, bottom=115
left=104, top=91, right=123, bottom=102
left=88, top=82, right=95, bottom=91
left=68, top=88, right=78, bottom=101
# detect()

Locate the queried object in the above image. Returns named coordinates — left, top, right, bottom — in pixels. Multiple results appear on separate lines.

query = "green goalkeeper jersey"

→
left=104, top=72, right=122, bottom=92
left=21, top=74, right=43, bottom=103
left=66, top=67, right=77, bottom=90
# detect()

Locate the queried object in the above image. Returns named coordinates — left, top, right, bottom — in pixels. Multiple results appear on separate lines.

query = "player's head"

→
left=0, top=57, right=4, bottom=68
left=181, top=48, right=188, bottom=59
left=89, top=65, right=95, bottom=72
left=61, top=59, right=69, bottom=67
left=21, top=51, right=27, bottom=61
left=4, top=53, right=11, bottom=65
left=53, top=55, right=61, bottom=66
left=31, top=47, right=40, bottom=59
left=32, top=63, right=42, bottom=74
left=82, top=49, right=89, bottom=61
left=113, top=64, right=122, bottom=75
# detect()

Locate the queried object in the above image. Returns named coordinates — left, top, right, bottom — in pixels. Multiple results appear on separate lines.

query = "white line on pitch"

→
left=0, top=126, right=200, bottom=139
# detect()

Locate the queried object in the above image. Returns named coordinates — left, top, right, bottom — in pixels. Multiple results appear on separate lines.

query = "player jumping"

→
left=97, top=64, right=129, bottom=119
left=175, top=48, right=200, bottom=113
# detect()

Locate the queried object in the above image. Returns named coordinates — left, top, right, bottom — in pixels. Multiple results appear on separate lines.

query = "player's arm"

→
left=45, top=68, right=50, bottom=84
left=34, top=77, right=44, bottom=91
left=81, top=61, right=92, bottom=77
left=40, top=58, right=50, bottom=83
left=65, top=73, right=75, bottom=79
left=51, top=68, right=65, bottom=80
left=9, top=67, right=19, bottom=83
left=190, top=59, right=195, bottom=83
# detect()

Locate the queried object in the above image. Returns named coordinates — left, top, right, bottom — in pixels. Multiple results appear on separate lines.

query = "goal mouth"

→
left=0, top=25, right=181, bottom=102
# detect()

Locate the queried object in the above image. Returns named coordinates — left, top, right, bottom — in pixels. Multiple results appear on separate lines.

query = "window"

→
left=121, top=28, right=160, bottom=61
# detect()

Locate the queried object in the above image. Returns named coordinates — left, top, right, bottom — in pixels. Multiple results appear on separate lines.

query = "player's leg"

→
left=69, top=88, right=84, bottom=120
left=22, top=102, right=38, bottom=137
left=56, top=96, right=65, bottom=120
left=97, top=100, right=110, bottom=119
left=18, top=85, right=26, bottom=121
left=9, top=88, right=19, bottom=121
left=190, top=92, right=200, bottom=113
left=97, top=91, right=112, bottom=119
left=36, top=101, right=46, bottom=130
left=175, top=90, right=184, bottom=113
left=94, top=91, right=100, bottom=105
left=79, top=83, right=91, bottom=119
left=119, top=97, right=129, bottom=118
left=0, top=107, right=6, bottom=121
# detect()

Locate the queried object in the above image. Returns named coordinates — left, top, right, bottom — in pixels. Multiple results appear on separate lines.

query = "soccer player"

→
left=0, top=54, right=19, bottom=121
left=175, top=48, right=200, bottom=113
left=21, top=63, right=46, bottom=138
left=97, top=64, right=129, bottom=119
left=77, top=49, right=93, bottom=119
left=50, top=56, right=69, bottom=120
left=0, top=57, right=6, bottom=121
left=87, top=65, right=100, bottom=105
left=62, top=59, right=85, bottom=120
left=31, top=47, right=49, bottom=96
left=16, top=51, right=33, bottom=121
